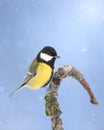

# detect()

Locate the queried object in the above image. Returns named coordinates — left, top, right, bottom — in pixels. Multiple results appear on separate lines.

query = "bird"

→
left=10, top=46, right=60, bottom=96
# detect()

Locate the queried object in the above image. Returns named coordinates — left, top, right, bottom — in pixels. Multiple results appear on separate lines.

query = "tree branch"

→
left=44, top=65, right=98, bottom=130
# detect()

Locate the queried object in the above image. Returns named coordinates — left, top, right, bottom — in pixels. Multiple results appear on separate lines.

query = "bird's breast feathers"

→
left=27, top=63, right=53, bottom=89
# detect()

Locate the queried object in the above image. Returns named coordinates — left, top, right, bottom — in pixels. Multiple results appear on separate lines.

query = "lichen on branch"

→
left=45, top=65, right=98, bottom=130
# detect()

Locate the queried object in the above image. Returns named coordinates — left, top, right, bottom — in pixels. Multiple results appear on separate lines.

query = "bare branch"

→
left=45, top=65, right=98, bottom=130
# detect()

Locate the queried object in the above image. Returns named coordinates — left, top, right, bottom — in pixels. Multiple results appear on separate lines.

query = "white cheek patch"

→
left=40, top=52, right=53, bottom=61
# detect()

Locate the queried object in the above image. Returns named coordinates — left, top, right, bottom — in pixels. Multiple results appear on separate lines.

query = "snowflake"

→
left=82, top=48, right=86, bottom=52
left=0, top=87, right=4, bottom=93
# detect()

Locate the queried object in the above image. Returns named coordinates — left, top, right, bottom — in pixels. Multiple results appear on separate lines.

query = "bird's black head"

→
left=37, top=46, right=60, bottom=68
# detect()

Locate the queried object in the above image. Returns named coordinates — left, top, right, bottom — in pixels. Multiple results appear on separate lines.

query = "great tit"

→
left=10, top=46, right=60, bottom=96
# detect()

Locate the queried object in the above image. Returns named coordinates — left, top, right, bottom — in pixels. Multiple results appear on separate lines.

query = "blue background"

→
left=0, top=0, right=104, bottom=130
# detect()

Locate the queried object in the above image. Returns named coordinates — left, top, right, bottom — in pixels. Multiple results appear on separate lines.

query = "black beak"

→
left=55, top=55, right=60, bottom=59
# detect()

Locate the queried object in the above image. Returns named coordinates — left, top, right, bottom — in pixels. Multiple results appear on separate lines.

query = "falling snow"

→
left=38, top=95, right=43, bottom=101
left=0, top=86, right=5, bottom=93
left=27, top=58, right=30, bottom=62
left=82, top=48, right=87, bottom=52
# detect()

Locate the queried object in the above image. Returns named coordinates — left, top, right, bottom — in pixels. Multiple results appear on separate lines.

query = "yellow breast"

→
left=27, top=63, right=52, bottom=90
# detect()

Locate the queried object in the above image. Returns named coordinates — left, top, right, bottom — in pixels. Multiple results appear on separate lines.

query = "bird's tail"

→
left=9, top=85, right=26, bottom=96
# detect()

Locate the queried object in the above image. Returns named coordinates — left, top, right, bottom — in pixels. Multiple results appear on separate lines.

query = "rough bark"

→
left=45, top=65, right=98, bottom=130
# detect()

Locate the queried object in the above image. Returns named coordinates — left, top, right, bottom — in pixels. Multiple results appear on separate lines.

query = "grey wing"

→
left=10, top=59, right=39, bottom=96
left=22, top=71, right=36, bottom=86
left=22, top=58, right=39, bottom=85
left=9, top=72, right=36, bottom=96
